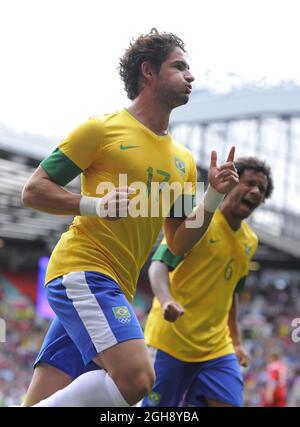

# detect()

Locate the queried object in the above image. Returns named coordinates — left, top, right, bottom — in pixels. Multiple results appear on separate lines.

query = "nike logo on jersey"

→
left=209, top=239, right=221, bottom=244
left=120, top=144, right=140, bottom=150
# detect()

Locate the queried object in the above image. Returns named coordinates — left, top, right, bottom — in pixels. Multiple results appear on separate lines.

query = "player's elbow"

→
left=21, top=180, right=38, bottom=207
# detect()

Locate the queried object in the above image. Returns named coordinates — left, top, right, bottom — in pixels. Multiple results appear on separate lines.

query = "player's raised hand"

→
left=162, top=300, right=185, bottom=322
left=208, top=146, right=239, bottom=194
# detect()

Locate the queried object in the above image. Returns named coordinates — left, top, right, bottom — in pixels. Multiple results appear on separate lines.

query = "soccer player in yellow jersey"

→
left=21, top=29, right=238, bottom=407
left=142, top=157, right=273, bottom=407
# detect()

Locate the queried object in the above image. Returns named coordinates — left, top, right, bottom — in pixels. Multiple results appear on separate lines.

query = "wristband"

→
left=79, top=196, right=101, bottom=216
left=203, top=185, right=224, bottom=212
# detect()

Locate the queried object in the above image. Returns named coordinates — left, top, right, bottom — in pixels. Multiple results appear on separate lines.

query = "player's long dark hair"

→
left=119, top=28, right=186, bottom=100
left=235, top=157, right=274, bottom=199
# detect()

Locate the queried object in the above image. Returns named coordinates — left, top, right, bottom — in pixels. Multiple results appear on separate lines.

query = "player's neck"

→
left=127, top=98, right=170, bottom=136
left=220, top=205, right=242, bottom=231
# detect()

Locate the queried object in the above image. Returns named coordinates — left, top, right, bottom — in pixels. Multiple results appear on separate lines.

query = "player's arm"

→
left=228, top=281, right=250, bottom=368
left=164, top=147, right=238, bottom=256
left=22, top=120, right=133, bottom=217
left=22, top=165, right=82, bottom=215
left=22, top=166, right=133, bottom=217
left=148, top=243, right=184, bottom=322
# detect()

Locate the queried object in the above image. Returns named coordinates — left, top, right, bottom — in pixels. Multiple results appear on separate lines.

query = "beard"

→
left=157, top=88, right=190, bottom=110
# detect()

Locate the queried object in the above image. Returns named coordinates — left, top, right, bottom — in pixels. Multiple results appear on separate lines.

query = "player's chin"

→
left=237, top=204, right=254, bottom=219
left=181, top=94, right=190, bottom=104
left=173, top=94, right=190, bottom=107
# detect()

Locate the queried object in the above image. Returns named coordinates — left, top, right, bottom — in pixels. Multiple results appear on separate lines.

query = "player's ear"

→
left=140, top=61, right=155, bottom=82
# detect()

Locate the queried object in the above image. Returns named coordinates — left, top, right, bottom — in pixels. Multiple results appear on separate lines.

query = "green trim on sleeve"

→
left=168, top=194, right=195, bottom=219
left=152, top=243, right=184, bottom=271
left=234, top=276, right=247, bottom=294
left=40, top=148, right=82, bottom=186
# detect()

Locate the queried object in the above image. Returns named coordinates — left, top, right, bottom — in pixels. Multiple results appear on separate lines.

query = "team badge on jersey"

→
left=147, top=391, right=161, bottom=406
left=174, top=157, right=186, bottom=175
left=112, top=306, right=131, bottom=324
left=244, top=244, right=252, bottom=256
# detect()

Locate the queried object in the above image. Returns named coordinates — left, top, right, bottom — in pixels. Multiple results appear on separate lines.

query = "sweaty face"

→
left=226, top=169, right=268, bottom=219
left=153, top=47, right=194, bottom=108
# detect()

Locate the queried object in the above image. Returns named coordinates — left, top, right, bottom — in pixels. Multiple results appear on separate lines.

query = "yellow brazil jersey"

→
left=145, top=208, right=258, bottom=361
left=41, top=109, right=197, bottom=303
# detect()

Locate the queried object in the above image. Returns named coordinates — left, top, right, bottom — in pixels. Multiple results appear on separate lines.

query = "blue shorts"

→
left=141, top=349, right=243, bottom=407
left=35, top=271, right=144, bottom=380
left=185, top=353, right=244, bottom=407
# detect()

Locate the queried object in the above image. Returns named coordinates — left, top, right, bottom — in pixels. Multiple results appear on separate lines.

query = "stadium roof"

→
left=170, top=83, right=300, bottom=125
left=0, top=123, right=58, bottom=160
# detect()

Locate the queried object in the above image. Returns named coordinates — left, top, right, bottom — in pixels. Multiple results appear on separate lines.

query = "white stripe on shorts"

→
left=62, top=271, right=117, bottom=353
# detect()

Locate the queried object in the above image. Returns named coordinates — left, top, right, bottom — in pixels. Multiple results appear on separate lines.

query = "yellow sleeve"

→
left=58, top=117, right=103, bottom=171
left=41, top=117, right=104, bottom=185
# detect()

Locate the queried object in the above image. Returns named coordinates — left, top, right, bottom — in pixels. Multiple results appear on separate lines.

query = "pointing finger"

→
left=210, top=150, right=217, bottom=168
left=226, top=146, right=235, bottom=162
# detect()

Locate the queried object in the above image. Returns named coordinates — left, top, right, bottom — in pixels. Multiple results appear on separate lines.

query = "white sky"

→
left=0, top=0, right=300, bottom=137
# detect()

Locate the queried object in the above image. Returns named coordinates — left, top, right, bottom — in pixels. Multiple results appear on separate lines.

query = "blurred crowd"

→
left=1, top=275, right=300, bottom=407
left=240, top=279, right=300, bottom=407
left=0, top=287, right=49, bottom=406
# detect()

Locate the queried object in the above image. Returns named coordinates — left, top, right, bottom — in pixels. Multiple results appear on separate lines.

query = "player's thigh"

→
left=93, top=339, right=155, bottom=405
left=94, top=338, right=153, bottom=381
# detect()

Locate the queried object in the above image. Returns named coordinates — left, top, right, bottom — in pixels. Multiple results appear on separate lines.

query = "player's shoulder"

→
left=89, top=110, right=134, bottom=136
left=70, top=111, right=121, bottom=141
left=89, top=110, right=123, bottom=126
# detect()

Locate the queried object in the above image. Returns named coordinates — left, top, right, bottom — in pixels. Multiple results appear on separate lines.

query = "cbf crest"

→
left=174, top=157, right=186, bottom=175
left=147, top=391, right=161, bottom=406
left=112, top=306, right=131, bottom=324
left=244, top=244, right=252, bottom=256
